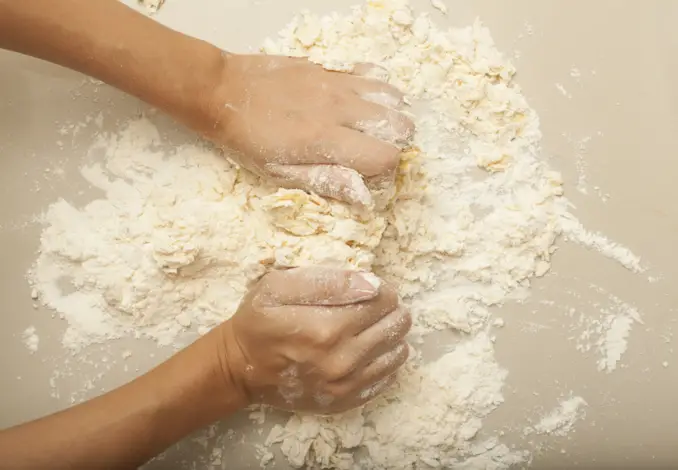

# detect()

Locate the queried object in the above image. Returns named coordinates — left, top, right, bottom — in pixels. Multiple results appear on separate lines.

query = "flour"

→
left=22, top=326, right=40, bottom=353
left=30, top=117, right=393, bottom=351
left=566, top=286, right=642, bottom=372
left=555, top=83, right=572, bottom=99
left=429, top=0, right=447, bottom=14
left=560, top=216, right=644, bottom=273
left=525, top=396, right=587, bottom=437
left=138, top=0, right=165, bottom=13
left=28, top=0, right=647, bottom=468
left=597, top=314, right=635, bottom=372
left=594, top=292, right=643, bottom=373
left=267, top=335, right=527, bottom=469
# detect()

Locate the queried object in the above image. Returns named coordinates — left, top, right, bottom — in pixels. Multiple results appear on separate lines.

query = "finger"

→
left=335, top=342, right=409, bottom=397
left=339, top=96, right=415, bottom=148
left=343, top=307, right=412, bottom=364
left=357, top=372, right=398, bottom=402
left=259, top=267, right=382, bottom=306
left=312, top=291, right=403, bottom=381
left=275, top=124, right=402, bottom=177
left=359, top=89, right=403, bottom=109
left=340, top=282, right=400, bottom=336
left=366, top=170, right=398, bottom=212
left=335, top=66, right=404, bottom=108
left=307, top=126, right=402, bottom=177
left=269, top=163, right=373, bottom=207
left=285, top=282, right=399, bottom=349
left=341, top=75, right=406, bottom=110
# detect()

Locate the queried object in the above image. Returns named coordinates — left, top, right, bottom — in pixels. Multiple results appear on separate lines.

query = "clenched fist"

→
left=216, top=267, right=412, bottom=413
left=202, top=54, right=415, bottom=207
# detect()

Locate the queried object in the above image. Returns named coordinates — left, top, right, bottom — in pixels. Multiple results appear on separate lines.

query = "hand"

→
left=204, top=54, right=415, bottom=207
left=216, top=267, right=411, bottom=414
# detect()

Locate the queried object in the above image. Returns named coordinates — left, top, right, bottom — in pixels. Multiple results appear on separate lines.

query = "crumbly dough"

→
left=30, top=0, right=641, bottom=468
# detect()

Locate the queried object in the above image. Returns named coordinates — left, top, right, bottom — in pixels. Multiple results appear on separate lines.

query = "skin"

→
left=0, top=0, right=415, bottom=469
left=0, top=0, right=414, bottom=206
left=0, top=268, right=410, bottom=469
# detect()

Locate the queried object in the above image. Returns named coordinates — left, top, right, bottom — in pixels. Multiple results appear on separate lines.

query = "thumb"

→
left=270, top=164, right=373, bottom=207
left=259, top=267, right=381, bottom=306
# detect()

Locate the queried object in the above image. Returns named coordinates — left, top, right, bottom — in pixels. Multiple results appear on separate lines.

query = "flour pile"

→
left=29, top=0, right=642, bottom=468
left=30, top=118, right=391, bottom=349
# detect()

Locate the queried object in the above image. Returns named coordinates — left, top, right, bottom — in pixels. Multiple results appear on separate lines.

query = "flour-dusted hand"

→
left=216, top=267, right=411, bottom=413
left=202, top=54, right=415, bottom=206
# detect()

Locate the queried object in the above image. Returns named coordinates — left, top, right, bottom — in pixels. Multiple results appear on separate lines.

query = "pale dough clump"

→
left=31, top=116, right=396, bottom=349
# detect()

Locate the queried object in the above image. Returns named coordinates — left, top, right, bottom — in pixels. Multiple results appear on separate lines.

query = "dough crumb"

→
left=22, top=326, right=40, bottom=353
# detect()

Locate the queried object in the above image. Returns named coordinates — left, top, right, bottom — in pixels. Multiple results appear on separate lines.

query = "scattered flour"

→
left=525, top=396, right=587, bottom=437
left=27, top=0, right=648, bottom=468
left=566, top=286, right=642, bottom=372
left=597, top=314, right=636, bottom=372
left=562, top=133, right=592, bottom=196
left=429, top=0, right=447, bottom=14
left=555, top=83, right=572, bottom=99
left=22, top=326, right=40, bottom=353
left=138, top=0, right=165, bottom=13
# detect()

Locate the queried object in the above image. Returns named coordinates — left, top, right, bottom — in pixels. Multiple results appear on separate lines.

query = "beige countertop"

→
left=1, top=1, right=677, bottom=468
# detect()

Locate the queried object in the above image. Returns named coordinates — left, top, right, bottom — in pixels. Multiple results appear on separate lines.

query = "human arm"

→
left=0, top=0, right=414, bottom=206
left=0, top=0, right=222, bottom=138
left=0, top=328, right=241, bottom=470
left=0, top=268, right=411, bottom=469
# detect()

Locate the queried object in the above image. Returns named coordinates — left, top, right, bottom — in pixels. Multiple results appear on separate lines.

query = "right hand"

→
left=201, top=54, right=415, bottom=207
left=217, top=267, right=411, bottom=413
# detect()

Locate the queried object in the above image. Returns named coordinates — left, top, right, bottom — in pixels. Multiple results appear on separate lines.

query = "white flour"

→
left=22, top=326, right=40, bottom=353
left=138, top=0, right=165, bottom=14
left=525, top=396, right=587, bottom=437
left=28, top=0, right=646, bottom=468
left=566, top=286, right=643, bottom=372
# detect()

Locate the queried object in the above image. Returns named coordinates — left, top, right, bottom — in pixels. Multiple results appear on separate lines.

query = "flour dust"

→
left=26, top=0, right=648, bottom=468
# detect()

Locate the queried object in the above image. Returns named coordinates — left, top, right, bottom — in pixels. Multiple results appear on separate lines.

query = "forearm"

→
left=0, top=328, right=245, bottom=470
left=0, top=0, right=224, bottom=132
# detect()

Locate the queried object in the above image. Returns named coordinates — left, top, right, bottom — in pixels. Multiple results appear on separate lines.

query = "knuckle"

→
left=302, top=123, right=330, bottom=151
left=309, top=270, right=346, bottom=302
left=312, top=324, right=340, bottom=348
left=329, top=90, right=346, bottom=108
left=259, top=269, right=283, bottom=291
left=249, top=293, right=268, bottom=313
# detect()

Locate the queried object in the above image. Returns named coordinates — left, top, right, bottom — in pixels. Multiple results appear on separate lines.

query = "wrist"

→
left=210, top=320, right=252, bottom=409
left=197, top=51, right=241, bottom=144
left=151, top=38, right=228, bottom=139
left=143, top=326, right=248, bottom=429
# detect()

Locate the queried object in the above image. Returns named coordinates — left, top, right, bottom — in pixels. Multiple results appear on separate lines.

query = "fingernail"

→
left=350, top=272, right=381, bottom=297
left=344, top=171, right=373, bottom=207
